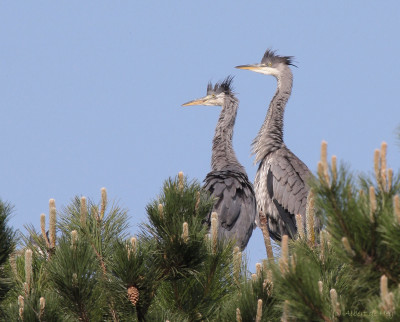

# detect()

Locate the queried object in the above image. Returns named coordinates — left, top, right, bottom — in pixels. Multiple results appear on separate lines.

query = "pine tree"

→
left=0, top=175, right=244, bottom=321
left=0, top=200, right=16, bottom=318
left=137, top=174, right=237, bottom=321
left=265, top=141, right=400, bottom=321
left=1, top=140, right=399, bottom=321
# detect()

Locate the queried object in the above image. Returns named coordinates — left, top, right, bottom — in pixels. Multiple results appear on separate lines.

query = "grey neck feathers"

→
left=252, top=68, right=293, bottom=164
left=211, top=95, right=245, bottom=172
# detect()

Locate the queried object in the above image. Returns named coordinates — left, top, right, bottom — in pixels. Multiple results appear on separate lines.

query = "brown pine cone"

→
left=127, top=286, right=139, bottom=306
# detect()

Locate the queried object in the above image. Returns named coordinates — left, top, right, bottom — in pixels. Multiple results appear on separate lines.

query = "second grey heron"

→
left=236, top=49, right=313, bottom=241
left=182, top=76, right=257, bottom=250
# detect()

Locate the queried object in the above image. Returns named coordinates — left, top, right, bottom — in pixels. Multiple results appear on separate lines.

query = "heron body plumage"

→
left=255, top=148, right=311, bottom=241
left=236, top=49, right=315, bottom=241
left=182, top=76, right=257, bottom=250
left=204, top=169, right=256, bottom=250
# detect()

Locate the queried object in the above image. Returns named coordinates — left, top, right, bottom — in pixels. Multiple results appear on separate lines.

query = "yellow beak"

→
left=235, top=64, right=264, bottom=71
left=182, top=98, right=205, bottom=106
left=182, top=95, right=213, bottom=106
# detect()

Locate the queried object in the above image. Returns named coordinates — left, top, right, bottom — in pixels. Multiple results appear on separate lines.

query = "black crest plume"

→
left=261, top=49, right=297, bottom=67
left=207, top=75, right=234, bottom=95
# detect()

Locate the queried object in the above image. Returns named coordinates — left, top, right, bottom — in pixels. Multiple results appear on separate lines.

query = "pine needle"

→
left=394, top=195, right=400, bottom=223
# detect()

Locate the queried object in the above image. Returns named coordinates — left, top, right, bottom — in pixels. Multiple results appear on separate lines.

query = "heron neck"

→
left=252, top=69, right=293, bottom=163
left=211, top=96, right=244, bottom=172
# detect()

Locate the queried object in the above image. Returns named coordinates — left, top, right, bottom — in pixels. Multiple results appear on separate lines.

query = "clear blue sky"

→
left=1, top=2, right=399, bottom=270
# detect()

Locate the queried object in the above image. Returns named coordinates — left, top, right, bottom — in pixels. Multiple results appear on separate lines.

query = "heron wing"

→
left=204, top=170, right=257, bottom=248
left=266, top=148, right=311, bottom=236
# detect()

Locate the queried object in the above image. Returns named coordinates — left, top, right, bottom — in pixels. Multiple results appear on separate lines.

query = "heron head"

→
left=235, top=49, right=296, bottom=77
left=182, top=75, right=234, bottom=107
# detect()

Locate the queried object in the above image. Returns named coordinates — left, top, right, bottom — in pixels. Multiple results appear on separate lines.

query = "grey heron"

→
left=182, top=76, right=257, bottom=250
left=236, top=49, right=313, bottom=241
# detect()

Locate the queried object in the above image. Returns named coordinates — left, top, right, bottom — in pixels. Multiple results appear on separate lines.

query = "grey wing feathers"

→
left=267, top=148, right=311, bottom=238
left=204, top=169, right=257, bottom=250
left=269, top=149, right=310, bottom=214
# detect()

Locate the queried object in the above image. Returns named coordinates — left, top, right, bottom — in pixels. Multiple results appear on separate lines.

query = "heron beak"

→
left=182, top=98, right=206, bottom=106
left=235, top=63, right=273, bottom=75
left=235, top=64, right=262, bottom=71
left=182, top=94, right=214, bottom=106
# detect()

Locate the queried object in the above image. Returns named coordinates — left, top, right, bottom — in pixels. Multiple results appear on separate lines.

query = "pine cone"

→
left=127, top=286, right=139, bottom=306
